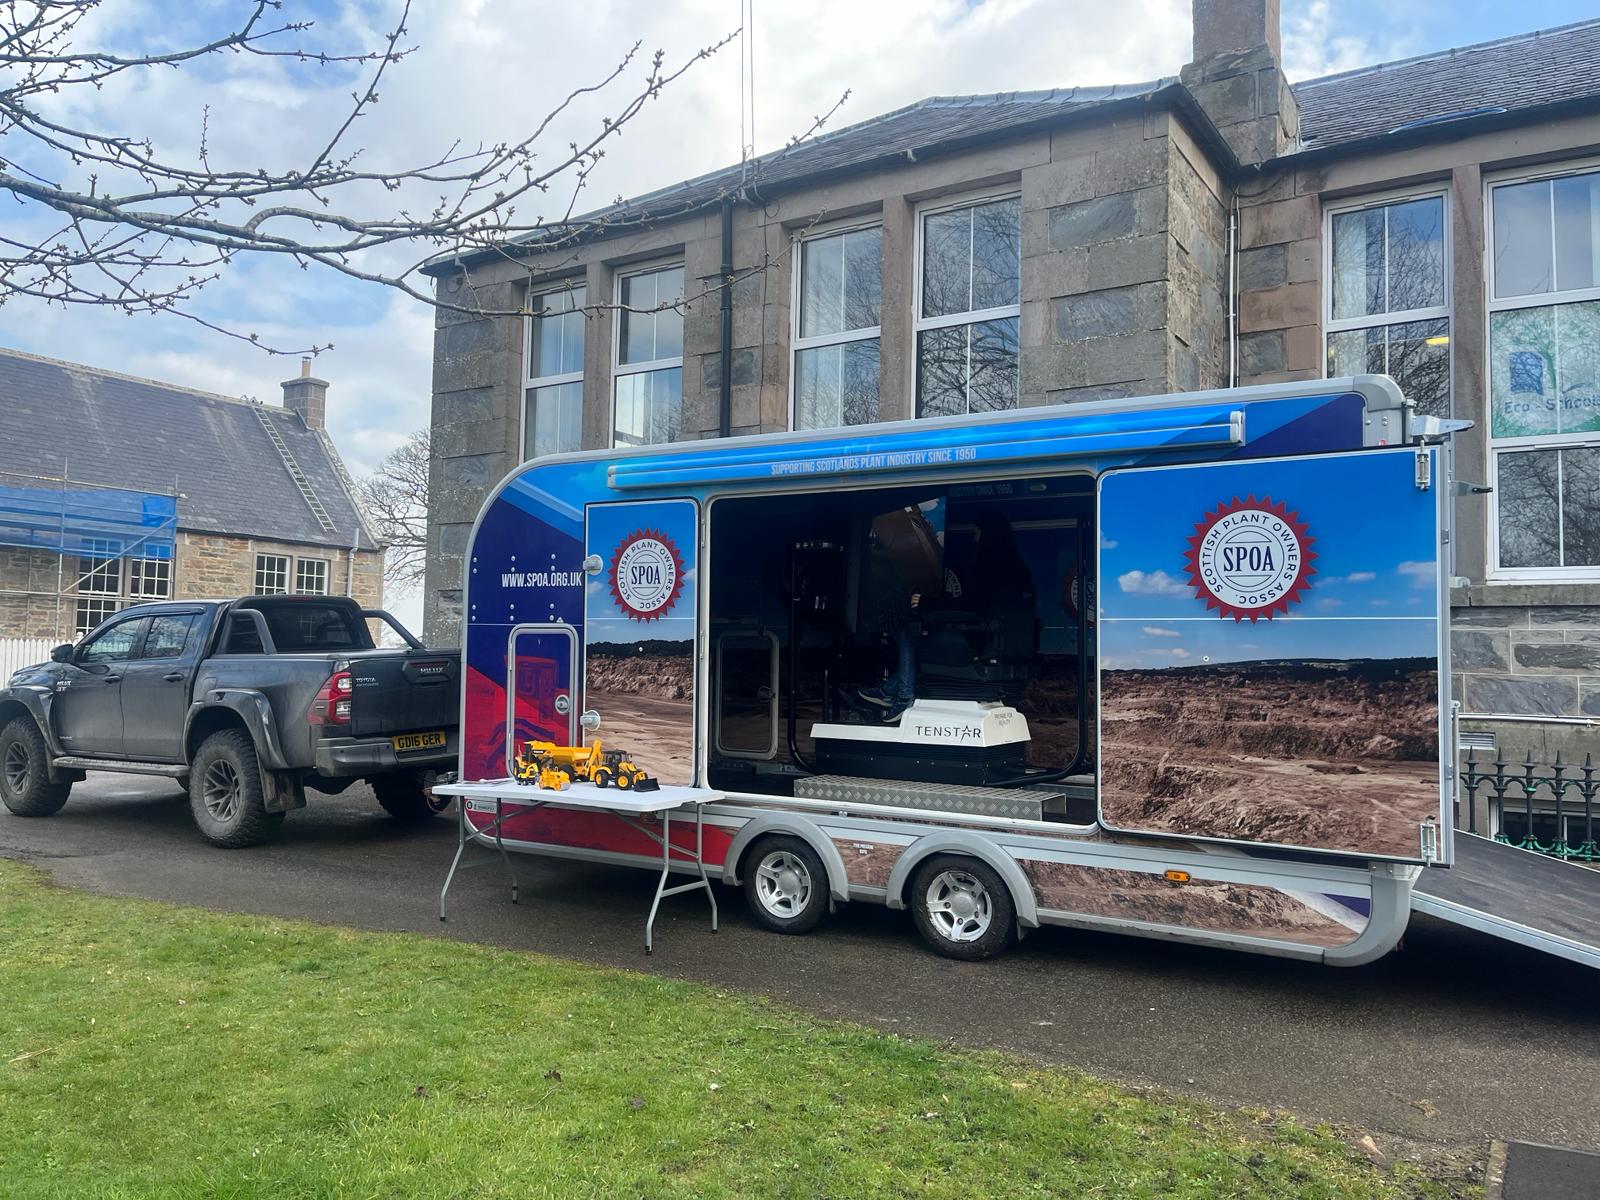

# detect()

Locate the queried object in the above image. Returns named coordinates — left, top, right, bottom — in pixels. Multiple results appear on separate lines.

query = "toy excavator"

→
left=513, top=739, right=659, bottom=793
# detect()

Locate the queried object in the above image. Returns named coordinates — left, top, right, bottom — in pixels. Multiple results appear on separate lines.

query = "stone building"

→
left=0, top=349, right=382, bottom=643
left=422, top=2, right=1600, bottom=778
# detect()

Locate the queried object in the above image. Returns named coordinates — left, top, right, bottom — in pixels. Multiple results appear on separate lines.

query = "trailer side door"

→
left=583, top=498, right=699, bottom=785
left=1097, top=445, right=1450, bottom=865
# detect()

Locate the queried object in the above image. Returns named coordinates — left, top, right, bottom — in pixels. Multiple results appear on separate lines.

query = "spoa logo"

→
left=1183, top=495, right=1316, bottom=622
left=609, top=529, right=684, bottom=622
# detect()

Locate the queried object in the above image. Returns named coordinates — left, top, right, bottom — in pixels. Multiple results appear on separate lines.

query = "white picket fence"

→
left=0, top=638, right=54, bottom=679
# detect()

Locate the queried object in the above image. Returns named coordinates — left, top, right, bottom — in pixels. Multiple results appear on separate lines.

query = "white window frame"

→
left=611, top=259, right=685, bottom=447
left=1321, top=185, right=1453, bottom=412
left=788, top=217, right=884, bottom=431
left=911, top=187, right=1023, bottom=417
left=1484, top=157, right=1600, bottom=582
left=294, top=557, right=330, bottom=596
left=127, top=556, right=172, bottom=599
left=254, top=553, right=290, bottom=595
left=521, top=279, right=586, bottom=461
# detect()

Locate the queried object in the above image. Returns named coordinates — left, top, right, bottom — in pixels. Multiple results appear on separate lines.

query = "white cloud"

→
left=1100, top=537, right=1119, bottom=550
left=1170, top=648, right=1192, bottom=660
left=1118, top=569, right=1189, bottom=597
left=1141, top=625, right=1180, bottom=637
left=1397, top=561, right=1435, bottom=588
left=1281, top=0, right=1420, bottom=81
left=1321, top=570, right=1376, bottom=585
left=1316, top=596, right=1343, bottom=611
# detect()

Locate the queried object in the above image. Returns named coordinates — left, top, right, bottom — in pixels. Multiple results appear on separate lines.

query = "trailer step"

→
left=794, top=774, right=1065, bottom=821
left=52, top=757, right=187, bottom=779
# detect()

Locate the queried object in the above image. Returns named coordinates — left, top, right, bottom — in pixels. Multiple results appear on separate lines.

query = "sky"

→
left=2, top=0, right=1596, bottom=630
left=1099, top=449, right=1440, bottom=669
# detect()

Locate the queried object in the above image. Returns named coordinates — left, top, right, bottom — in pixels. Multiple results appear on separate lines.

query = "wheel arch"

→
left=723, top=814, right=851, bottom=903
left=885, top=833, right=1040, bottom=929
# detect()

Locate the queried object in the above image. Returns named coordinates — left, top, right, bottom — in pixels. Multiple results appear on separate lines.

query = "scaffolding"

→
left=0, top=469, right=178, bottom=641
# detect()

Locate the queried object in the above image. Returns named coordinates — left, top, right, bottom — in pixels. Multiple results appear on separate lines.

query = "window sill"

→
left=1452, top=580, right=1600, bottom=607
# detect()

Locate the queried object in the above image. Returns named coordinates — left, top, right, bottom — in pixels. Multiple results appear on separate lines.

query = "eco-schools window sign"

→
left=584, top=500, right=698, bottom=785
left=1490, top=301, right=1600, bottom=438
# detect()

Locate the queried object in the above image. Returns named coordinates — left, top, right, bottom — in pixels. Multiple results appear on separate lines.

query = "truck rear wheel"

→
left=0, top=716, right=70, bottom=817
left=372, top=770, right=449, bottom=821
left=188, top=729, right=283, bottom=848
left=908, top=855, right=1016, bottom=961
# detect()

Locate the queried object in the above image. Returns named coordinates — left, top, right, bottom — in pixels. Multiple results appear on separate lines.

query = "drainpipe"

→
left=1227, top=201, right=1239, bottom=388
left=718, top=195, right=734, bottom=438
left=346, top=526, right=358, bottom=597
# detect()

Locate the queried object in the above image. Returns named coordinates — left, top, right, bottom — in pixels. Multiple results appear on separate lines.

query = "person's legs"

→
left=858, top=629, right=916, bottom=711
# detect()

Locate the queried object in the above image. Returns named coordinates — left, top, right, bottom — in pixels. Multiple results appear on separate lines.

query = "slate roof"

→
left=432, top=17, right=1600, bottom=270
left=0, top=348, right=377, bottom=552
left=446, top=80, right=1178, bottom=262
left=1293, top=18, right=1600, bottom=151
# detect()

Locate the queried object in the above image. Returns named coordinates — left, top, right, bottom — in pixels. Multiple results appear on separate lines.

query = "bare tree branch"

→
left=355, top=426, right=428, bottom=589
left=0, top=1, right=852, bottom=354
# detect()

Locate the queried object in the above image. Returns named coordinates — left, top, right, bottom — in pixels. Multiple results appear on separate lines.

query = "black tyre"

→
left=0, top=716, right=70, bottom=817
left=592, top=767, right=613, bottom=789
left=614, top=770, right=634, bottom=791
left=372, top=770, right=449, bottom=821
left=188, top=729, right=283, bottom=848
left=908, top=855, right=1016, bottom=961
left=742, top=835, right=830, bottom=935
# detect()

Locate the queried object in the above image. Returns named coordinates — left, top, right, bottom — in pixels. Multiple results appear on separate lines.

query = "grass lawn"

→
left=0, top=859, right=1467, bottom=1199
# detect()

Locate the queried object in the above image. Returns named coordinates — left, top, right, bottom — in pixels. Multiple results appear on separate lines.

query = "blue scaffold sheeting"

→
left=0, top=484, right=177, bottom=559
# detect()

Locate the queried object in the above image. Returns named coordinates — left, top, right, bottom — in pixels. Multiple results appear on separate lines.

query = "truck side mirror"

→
left=50, top=644, right=74, bottom=663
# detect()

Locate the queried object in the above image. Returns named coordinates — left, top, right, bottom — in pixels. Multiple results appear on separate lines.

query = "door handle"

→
left=163, top=672, right=185, bottom=683
left=103, top=674, right=121, bottom=683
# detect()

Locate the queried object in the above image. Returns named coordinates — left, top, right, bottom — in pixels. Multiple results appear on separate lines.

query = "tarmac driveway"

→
left=4, top=773, right=1598, bottom=1156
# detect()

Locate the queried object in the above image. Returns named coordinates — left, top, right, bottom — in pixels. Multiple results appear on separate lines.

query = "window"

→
left=792, top=224, right=882, bottom=430
left=76, top=547, right=120, bottom=596
left=128, top=557, right=171, bottom=599
left=1323, top=191, right=1451, bottom=418
left=523, top=283, right=586, bottom=460
left=613, top=263, right=684, bottom=447
left=1488, top=164, right=1600, bottom=575
left=914, top=193, right=1021, bottom=418
left=142, top=614, right=197, bottom=659
left=295, top=558, right=330, bottom=596
left=250, top=601, right=372, bottom=652
left=75, top=596, right=122, bottom=635
left=222, top=612, right=265, bottom=654
left=79, top=616, right=147, bottom=664
left=254, top=554, right=290, bottom=594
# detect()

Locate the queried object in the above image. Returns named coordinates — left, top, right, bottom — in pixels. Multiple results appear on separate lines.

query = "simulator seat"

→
left=915, top=587, right=1038, bottom=705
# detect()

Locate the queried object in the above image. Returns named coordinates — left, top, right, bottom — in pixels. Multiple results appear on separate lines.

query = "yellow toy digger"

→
left=513, top=740, right=659, bottom=792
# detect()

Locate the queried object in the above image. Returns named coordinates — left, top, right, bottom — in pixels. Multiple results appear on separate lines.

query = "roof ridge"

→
left=0, top=344, right=295, bottom=414
left=1295, top=17, right=1600, bottom=90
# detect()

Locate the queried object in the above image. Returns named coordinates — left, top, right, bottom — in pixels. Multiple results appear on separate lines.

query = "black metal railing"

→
left=1460, top=750, right=1600, bottom=862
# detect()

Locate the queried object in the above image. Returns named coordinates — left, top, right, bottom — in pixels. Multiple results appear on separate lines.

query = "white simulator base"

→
left=811, top=698, right=1031, bottom=749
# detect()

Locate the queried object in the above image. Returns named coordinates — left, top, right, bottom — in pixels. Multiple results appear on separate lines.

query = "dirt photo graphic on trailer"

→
left=583, top=499, right=698, bottom=786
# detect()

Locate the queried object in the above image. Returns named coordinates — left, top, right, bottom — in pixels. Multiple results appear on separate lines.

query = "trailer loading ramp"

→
left=1412, top=834, right=1600, bottom=970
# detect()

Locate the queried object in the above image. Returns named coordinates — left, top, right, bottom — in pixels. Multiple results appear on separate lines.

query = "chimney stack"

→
left=1181, top=0, right=1298, bottom=166
left=281, top=356, right=328, bottom=430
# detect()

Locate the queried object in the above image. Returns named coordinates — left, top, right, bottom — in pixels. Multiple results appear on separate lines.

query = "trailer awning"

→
left=0, top=482, right=178, bottom=560
left=607, top=407, right=1245, bottom=491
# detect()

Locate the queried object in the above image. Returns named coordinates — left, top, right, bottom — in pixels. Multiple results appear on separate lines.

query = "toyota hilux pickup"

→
left=0, top=595, right=458, bottom=847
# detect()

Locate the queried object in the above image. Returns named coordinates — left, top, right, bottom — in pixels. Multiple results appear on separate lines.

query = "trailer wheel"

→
left=0, top=716, right=70, bottom=817
left=742, top=836, right=829, bottom=934
left=373, top=770, right=449, bottom=821
left=188, top=729, right=283, bottom=848
left=908, top=855, right=1015, bottom=961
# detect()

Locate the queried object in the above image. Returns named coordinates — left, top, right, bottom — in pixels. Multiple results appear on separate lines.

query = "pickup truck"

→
left=0, top=595, right=458, bottom=847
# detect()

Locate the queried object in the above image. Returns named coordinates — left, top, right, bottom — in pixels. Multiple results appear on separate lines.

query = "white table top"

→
left=434, top=778, right=724, bottom=816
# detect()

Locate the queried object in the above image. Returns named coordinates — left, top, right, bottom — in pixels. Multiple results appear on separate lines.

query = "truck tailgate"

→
left=346, top=650, right=458, bottom=737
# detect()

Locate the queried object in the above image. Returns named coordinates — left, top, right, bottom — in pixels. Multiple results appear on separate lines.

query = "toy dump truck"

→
left=513, top=740, right=658, bottom=792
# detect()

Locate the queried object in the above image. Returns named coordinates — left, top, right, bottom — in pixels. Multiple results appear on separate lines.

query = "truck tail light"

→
left=309, top=670, right=353, bottom=726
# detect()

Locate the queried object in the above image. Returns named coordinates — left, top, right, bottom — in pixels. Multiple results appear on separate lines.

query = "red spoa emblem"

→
left=1183, top=495, right=1316, bottom=622
left=608, top=529, right=684, bottom=622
